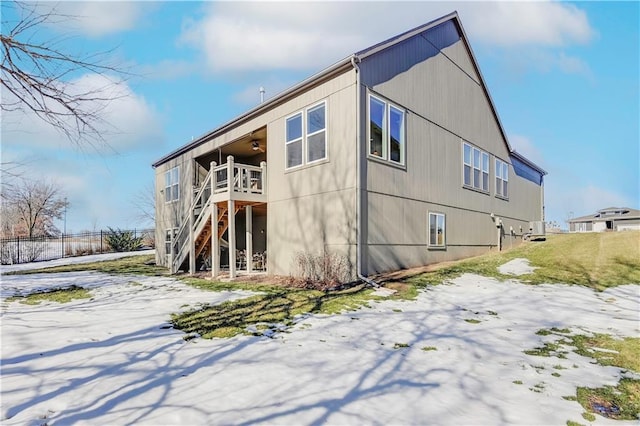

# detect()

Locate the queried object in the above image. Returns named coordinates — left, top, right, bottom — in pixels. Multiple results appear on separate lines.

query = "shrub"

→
left=104, top=228, right=143, bottom=252
left=291, top=251, right=352, bottom=289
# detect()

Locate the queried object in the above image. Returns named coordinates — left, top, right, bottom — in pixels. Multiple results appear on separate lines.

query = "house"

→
left=152, top=12, right=546, bottom=281
left=568, top=207, right=640, bottom=232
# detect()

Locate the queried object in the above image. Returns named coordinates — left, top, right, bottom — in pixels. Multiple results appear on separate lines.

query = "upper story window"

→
left=495, top=158, right=509, bottom=198
left=165, top=166, right=179, bottom=203
left=463, top=142, right=489, bottom=192
left=286, top=101, right=327, bottom=169
left=368, top=94, right=405, bottom=166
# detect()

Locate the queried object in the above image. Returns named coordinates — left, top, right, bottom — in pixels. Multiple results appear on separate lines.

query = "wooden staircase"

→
left=194, top=205, right=240, bottom=259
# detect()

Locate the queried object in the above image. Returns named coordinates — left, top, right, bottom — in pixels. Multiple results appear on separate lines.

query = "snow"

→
left=1, top=266, right=639, bottom=424
left=0, top=250, right=154, bottom=274
left=498, top=258, right=538, bottom=276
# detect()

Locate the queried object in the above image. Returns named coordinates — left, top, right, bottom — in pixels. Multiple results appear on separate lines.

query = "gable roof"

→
left=153, top=11, right=545, bottom=176
left=568, top=207, right=640, bottom=223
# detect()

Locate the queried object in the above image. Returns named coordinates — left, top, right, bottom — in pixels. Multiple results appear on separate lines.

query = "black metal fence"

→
left=0, top=228, right=155, bottom=265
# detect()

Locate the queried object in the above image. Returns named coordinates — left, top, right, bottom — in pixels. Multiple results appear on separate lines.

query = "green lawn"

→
left=6, top=254, right=166, bottom=276
left=408, top=232, right=640, bottom=291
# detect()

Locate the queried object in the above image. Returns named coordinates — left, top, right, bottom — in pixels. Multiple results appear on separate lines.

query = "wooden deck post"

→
left=246, top=205, right=253, bottom=273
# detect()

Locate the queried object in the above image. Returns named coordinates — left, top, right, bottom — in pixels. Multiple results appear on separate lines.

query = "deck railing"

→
left=170, top=156, right=266, bottom=273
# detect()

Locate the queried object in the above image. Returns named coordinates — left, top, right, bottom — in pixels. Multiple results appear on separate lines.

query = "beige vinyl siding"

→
left=360, top=38, right=543, bottom=274
left=154, top=69, right=359, bottom=273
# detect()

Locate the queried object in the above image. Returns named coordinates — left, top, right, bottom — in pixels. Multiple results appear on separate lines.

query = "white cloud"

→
left=509, top=134, right=545, bottom=167
left=179, top=1, right=595, bottom=72
left=2, top=74, right=164, bottom=154
left=35, top=2, right=153, bottom=37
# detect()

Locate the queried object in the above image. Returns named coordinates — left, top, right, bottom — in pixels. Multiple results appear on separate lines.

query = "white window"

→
left=165, top=166, right=179, bottom=202
left=286, top=101, right=327, bottom=170
left=428, top=212, right=446, bottom=248
left=462, top=142, right=488, bottom=192
left=368, top=94, right=405, bottom=165
left=165, top=228, right=177, bottom=263
left=495, top=158, right=509, bottom=198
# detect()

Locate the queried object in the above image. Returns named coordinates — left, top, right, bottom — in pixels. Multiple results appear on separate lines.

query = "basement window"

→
left=428, top=212, right=446, bottom=248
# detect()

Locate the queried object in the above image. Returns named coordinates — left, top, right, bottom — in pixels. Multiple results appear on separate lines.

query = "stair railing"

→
left=170, top=163, right=216, bottom=273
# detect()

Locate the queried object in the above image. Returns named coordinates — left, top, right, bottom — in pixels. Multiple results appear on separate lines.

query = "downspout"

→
left=352, top=55, right=379, bottom=288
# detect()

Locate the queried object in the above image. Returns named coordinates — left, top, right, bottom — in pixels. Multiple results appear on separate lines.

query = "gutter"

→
left=351, top=55, right=379, bottom=288
left=152, top=57, right=354, bottom=168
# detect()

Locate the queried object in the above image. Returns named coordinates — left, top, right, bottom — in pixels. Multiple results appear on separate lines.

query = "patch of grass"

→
left=552, top=372, right=561, bottom=377
left=487, top=310, right=498, bottom=316
left=577, top=379, right=640, bottom=421
left=563, top=396, right=578, bottom=401
left=566, top=421, right=585, bottom=426
left=421, top=346, right=437, bottom=351
left=529, top=330, right=640, bottom=421
left=405, top=232, right=640, bottom=290
left=553, top=364, right=567, bottom=370
left=7, top=255, right=165, bottom=276
left=171, top=284, right=378, bottom=339
left=392, top=308, right=403, bottom=313
left=7, top=285, right=91, bottom=305
left=464, top=318, right=481, bottom=324
left=393, top=343, right=410, bottom=349
left=570, top=334, right=640, bottom=372
left=524, top=339, right=569, bottom=358
left=530, top=382, right=546, bottom=393
left=581, top=412, right=596, bottom=422
left=513, top=380, right=523, bottom=385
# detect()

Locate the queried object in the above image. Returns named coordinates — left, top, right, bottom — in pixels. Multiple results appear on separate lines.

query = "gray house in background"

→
left=568, top=207, right=640, bottom=232
left=152, top=12, right=546, bottom=281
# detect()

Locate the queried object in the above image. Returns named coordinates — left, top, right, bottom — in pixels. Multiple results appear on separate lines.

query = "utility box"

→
left=527, top=221, right=546, bottom=240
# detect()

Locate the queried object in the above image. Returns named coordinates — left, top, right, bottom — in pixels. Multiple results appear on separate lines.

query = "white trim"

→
left=495, top=157, right=509, bottom=199
left=284, top=100, right=328, bottom=170
left=428, top=211, right=446, bottom=249
left=462, top=141, right=488, bottom=193
left=164, top=166, right=180, bottom=203
left=367, top=93, right=406, bottom=166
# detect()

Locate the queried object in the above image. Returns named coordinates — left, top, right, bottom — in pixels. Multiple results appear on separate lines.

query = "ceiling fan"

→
left=250, top=139, right=265, bottom=153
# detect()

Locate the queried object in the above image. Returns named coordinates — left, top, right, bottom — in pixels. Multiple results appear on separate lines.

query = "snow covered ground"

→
left=0, top=249, right=154, bottom=275
left=1, top=264, right=638, bottom=425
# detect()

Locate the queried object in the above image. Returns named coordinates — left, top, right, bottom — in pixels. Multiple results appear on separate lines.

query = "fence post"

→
left=100, top=230, right=103, bottom=253
left=17, top=235, right=20, bottom=264
left=62, top=232, right=65, bottom=258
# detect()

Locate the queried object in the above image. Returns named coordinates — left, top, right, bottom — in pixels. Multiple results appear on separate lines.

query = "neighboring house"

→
left=568, top=207, right=640, bottom=232
left=152, top=12, right=546, bottom=280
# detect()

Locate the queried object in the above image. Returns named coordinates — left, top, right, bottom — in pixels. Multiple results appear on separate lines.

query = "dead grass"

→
left=400, top=232, right=640, bottom=291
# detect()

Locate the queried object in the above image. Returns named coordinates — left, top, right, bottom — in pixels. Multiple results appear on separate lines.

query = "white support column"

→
left=210, top=161, right=218, bottom=279
left=211, top=202, right=219, bottom=279
left=227, top=155, right=235, bottom=193
left=188, top=211, right=195, bottom=274
left=246, top=205, right=253, bottom=274
left=228, top=199, right=236, bottom=279
left=260, top=161, right=267, bottom=193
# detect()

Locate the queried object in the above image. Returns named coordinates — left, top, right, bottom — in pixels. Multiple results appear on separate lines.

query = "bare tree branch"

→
left=1, top=1, right=131, bottom=151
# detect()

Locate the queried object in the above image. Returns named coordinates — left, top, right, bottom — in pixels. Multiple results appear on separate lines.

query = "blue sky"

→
left=2, top=1, right=638, bottom=232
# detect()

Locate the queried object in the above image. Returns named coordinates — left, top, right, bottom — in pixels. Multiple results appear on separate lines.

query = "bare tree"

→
left=1, top=1, right=128, bottom=150
left=130, top=181, right=155, bottom=227
left=2, top=179, right=69, bottom=237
